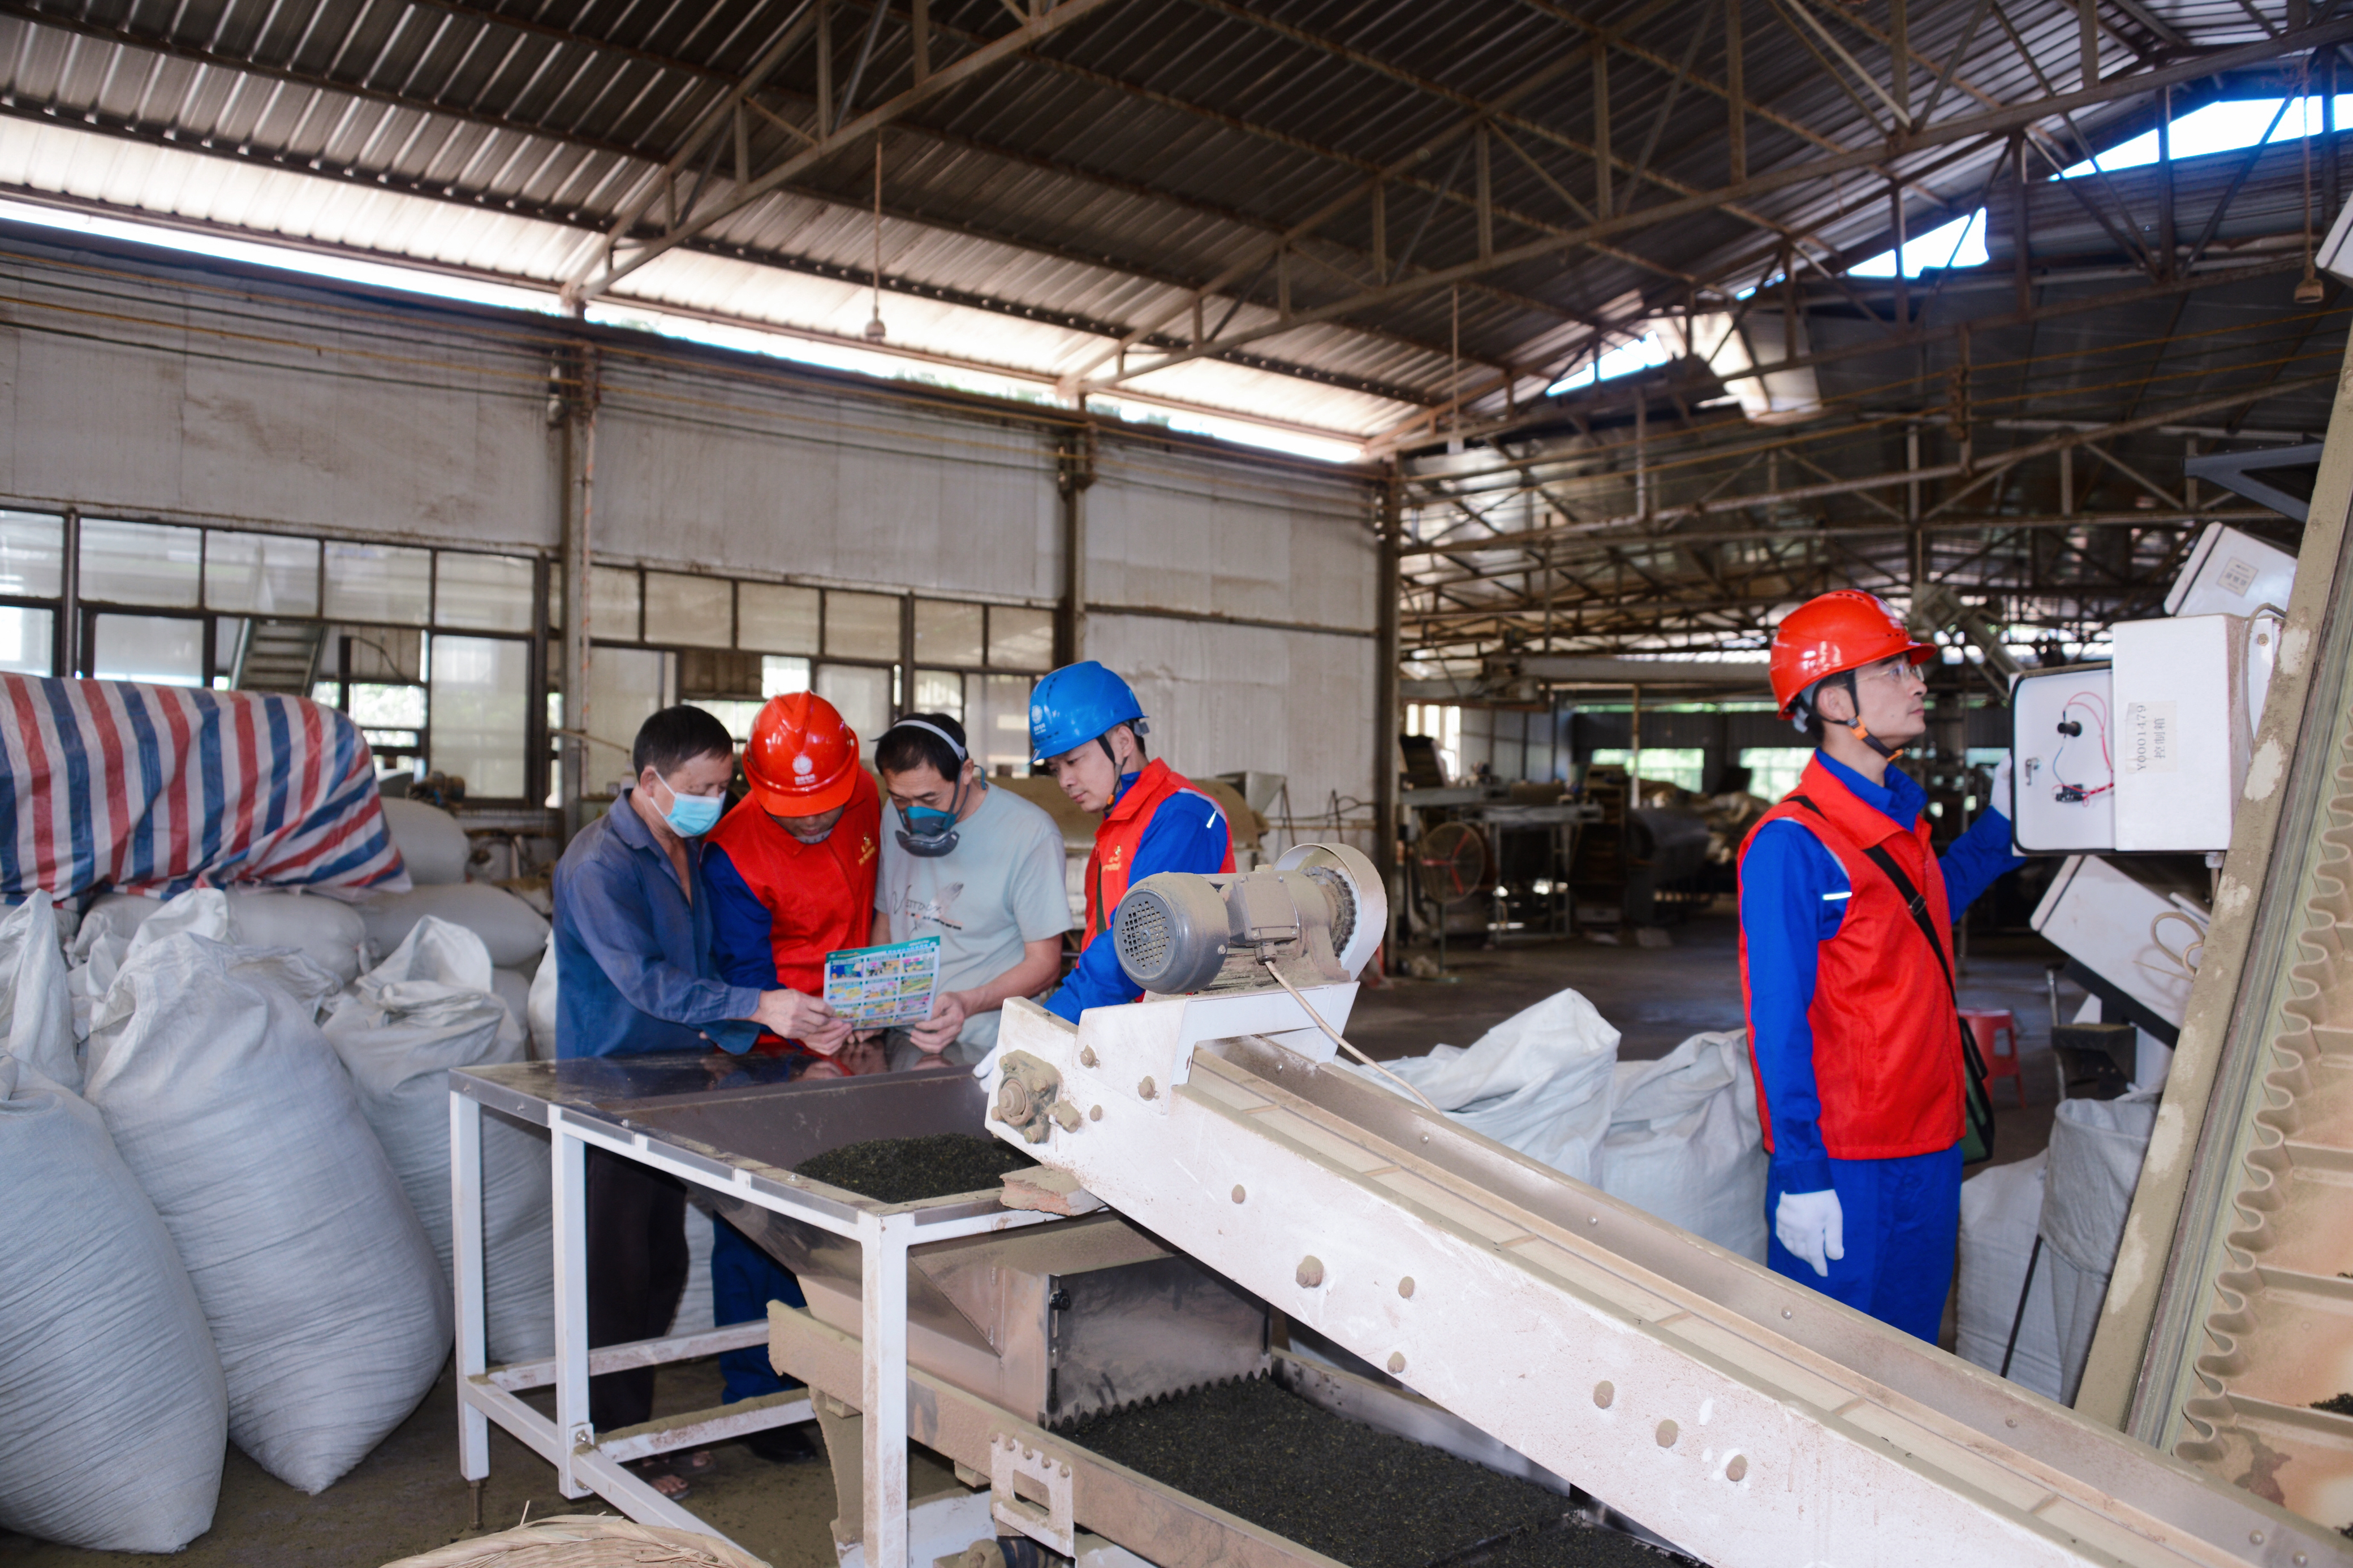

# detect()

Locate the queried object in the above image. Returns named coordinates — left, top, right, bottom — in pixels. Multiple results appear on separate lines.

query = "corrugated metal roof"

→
left=2, top=0, right=2321, bottom=446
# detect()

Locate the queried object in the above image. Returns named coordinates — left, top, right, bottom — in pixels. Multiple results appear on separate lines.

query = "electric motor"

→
left=1110, top=843, right=1386, bottom=997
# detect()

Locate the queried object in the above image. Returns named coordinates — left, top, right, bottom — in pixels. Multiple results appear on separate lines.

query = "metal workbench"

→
left=449, top=1054, right=1061, bottom=1566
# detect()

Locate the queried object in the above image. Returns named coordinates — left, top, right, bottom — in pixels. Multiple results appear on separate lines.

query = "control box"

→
left=2165, top=521, right=2295, bottom=619
left=2010, top=663, right=2115, bottom=853
left=2111, top=614, right=2257, bottom=853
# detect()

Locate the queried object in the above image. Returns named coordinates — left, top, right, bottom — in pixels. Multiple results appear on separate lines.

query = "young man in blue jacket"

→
left=1738, top=591, right=2018, bottom=1341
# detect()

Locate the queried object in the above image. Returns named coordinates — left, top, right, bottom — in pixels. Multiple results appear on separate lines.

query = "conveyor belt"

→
left=988, top=1001, right=2348, bottom=1566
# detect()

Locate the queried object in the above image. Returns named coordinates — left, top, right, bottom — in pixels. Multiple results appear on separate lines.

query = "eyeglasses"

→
left=1854, top=658, right=1928, bottom=690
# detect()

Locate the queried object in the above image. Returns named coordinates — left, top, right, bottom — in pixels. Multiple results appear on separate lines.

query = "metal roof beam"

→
left=560, top=0, right=1123, bottom=306
left=1080, top=16, right=2353, bottom=396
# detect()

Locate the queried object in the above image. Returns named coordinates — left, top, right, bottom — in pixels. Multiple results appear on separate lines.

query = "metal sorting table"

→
left=450, top=1054, right=1060, bottom=1565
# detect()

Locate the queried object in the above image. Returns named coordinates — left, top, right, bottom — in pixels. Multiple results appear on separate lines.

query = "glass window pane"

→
left=645, top=572, right=732, bottom=649
left=972, top=672, right=1036, bottom=776
left=1587, top=748, right=1708, bottom=793
left=826, top=591, right=900, bottom=659
left=350, top=683, right=427, bottom=728
left=688, top=699, right=766, bottom=745
left=586, top=646, right=667, bottom=793
left=989, top=606, right=1054, bottom=670
left=0, top=512, right=65, bottom=598
left=429, top=634, right=529, bottom=799
left=739, top=582, right=819, bottom=653
left=914, top=601, right=984, bottom=666
left=437, top=552, right=535, bottom=632
left=816, top=663, right=893, bottom=755
left=83, top=520, right=201, bottom=607
left=1735, top=747, right=1810, bottom=803
left=92, top=614, right=203, bottom=685
left=912, top=669, right=964, bottom=722
left=0, top=607, right=53, bottom=675
left=323, top=542, right=431, bottom=625
left=590, top=566, right=641, bottom=642
left=762, top=655, right=812, bottom=697
left=206, top=532, right=319, bottom=616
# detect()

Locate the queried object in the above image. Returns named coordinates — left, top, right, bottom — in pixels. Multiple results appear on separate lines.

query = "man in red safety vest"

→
left=1028, top=661, right=1233, bottom=1022
left=701, top=691, right=882, bottom=1452
left=1738, top=590, right=2019, bottom=1341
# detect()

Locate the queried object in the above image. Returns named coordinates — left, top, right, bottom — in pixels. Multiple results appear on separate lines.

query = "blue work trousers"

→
left=1765, top=1143, right=1962, bottom=1343
left=712, top=1218, right=808, bottom=1403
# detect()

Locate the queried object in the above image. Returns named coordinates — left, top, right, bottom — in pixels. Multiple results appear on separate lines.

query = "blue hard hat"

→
left=1029, top=661, right=1146, bottom=765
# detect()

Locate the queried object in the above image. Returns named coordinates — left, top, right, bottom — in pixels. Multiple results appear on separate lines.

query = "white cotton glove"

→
left=1774, top=1189, right=1845, bottom=1278
left=1990, top=755, right=2015, bottom=820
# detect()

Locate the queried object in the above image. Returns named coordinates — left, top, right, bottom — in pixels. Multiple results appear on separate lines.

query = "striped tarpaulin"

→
left=0, top=676, right=412, bottom=901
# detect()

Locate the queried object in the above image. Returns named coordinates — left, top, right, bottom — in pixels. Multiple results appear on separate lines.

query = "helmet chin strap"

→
left=1830, top=672, right=1907, bottom=762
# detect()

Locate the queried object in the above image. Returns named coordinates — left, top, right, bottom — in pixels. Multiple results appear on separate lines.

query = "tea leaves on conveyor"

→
left=793, top=1133, right=1033, bottom=1204
left=1062, top=1378, right=1695, bottom=1568
left=2313, top=1392, right=2353, bottom=1418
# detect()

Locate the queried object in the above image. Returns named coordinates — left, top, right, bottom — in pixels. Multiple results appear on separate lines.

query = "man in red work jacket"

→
left=1029, top=660, right=1233, bottom=1023
left=703, top=690, right=882, bottom=1439
left=1738, top=590, right=2018, bottom=1341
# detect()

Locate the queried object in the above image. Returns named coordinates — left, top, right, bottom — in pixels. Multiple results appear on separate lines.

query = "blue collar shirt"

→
left=550, top=789, right=766, bottom=1059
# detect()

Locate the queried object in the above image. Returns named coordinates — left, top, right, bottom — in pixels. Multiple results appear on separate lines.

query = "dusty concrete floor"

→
left=0, top=1357, right=956, bottom=1568
left=2, top=905, right=2072, bottom=1566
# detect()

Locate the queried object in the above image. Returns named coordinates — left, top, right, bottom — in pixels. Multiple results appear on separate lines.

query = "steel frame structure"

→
left=447, top=1069, right=1058, bottom=1567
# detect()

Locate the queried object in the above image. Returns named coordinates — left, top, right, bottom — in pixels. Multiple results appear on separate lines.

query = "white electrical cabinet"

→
left=2010, top=664, right=2115, bottom=853
left=2111, top=614, right=2257, bottom=853
left=2031, top=854, right=2209, bottom=1029
left=2165, top=521, right=2296, bottom=619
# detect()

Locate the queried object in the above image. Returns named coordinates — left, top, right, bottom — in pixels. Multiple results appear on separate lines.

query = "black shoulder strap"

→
left=1787, top=794, right=1958, bottom=1004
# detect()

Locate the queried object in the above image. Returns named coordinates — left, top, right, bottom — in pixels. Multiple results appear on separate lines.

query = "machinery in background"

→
left=1399, top=779, right=1597, bottom=943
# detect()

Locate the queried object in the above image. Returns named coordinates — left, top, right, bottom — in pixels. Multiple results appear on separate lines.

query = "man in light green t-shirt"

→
left=873, top=714, right=1070, bottom=1066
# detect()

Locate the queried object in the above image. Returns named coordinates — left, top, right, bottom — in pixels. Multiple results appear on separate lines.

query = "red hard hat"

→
left=1769, top=591, right=1933, bottom=715
left=745, top=693, right=860, bottom=816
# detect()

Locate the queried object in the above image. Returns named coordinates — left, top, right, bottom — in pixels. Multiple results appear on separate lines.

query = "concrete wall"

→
left=0, top=227, right=1381, bottom=838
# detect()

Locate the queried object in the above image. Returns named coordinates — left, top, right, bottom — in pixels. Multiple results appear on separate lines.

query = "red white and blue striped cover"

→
left=0, top=676, right=411, bottom=901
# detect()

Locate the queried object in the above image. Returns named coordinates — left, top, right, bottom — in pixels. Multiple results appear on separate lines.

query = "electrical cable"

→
left=1258, top=956, right=1442, bottom=1114
left=2050, top=690, right=2114, bottom=803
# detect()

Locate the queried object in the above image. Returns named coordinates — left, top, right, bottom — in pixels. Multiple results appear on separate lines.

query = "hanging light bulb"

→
left=864, top=139, right=888, bottom=342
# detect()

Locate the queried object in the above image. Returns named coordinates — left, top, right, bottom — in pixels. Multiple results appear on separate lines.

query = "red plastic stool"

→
left=1960, top=1008, right=2026, bottom=1109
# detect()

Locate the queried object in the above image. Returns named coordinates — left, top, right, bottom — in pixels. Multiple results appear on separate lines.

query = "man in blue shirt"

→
left=1739, top=591, right=2018, bottom=1341
left=550, top=706, right=831, bottom=1491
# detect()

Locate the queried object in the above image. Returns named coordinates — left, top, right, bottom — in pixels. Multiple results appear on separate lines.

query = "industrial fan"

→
left=1412, top=819, right=1492, bottom=974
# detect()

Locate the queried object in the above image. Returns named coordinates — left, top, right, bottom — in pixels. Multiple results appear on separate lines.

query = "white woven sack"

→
left=68, top=887, right=232, bottom=1039
left=1955, top=1151, right=2063, bottom=1399
left=378, top=797, right=472, bottom=885
left=1598, top=1029, right=1769, bottom=1261
left=1367, top=987, right=1622, bottom=1185
left=364, top=883, right=551, bottom=969
left=87, top=888, right=372, bottom=987
left=527, top=930, right=558, bottom=1059
left=326, top=917, right=554, bottom=1363
left=0, top=891, right=77, bottom=1089
left=0, top=1053, right=228, bottom=1551
left=83, top=934, right=450, bottom=1493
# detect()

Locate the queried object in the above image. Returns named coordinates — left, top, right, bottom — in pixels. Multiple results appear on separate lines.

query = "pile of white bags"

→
left=1361, top=990, right=1768, bottom=1258
left=1956, top=1151, right=2062, bottom=1398
left=0, top=907, right=229, bottom=1553
left=84, top=932, right=451, bottom=1494
left=326, top=917, right=554, bottom=1362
